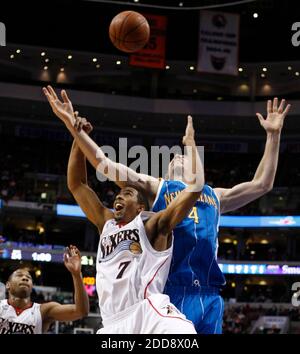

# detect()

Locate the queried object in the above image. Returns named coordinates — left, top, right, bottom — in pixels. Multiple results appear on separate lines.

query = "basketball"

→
left=109, top=11, right=150, bottom=53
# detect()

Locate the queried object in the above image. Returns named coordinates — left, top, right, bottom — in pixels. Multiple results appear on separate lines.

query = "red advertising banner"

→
left=130, top=14, right=167, bottom=69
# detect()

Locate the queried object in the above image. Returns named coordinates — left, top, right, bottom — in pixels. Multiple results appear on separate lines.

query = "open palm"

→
left=64, top=245, right=82, bottom=275
left=43, top=86, right=75, bottom=125
left=256, top=98, right=290, bottom=134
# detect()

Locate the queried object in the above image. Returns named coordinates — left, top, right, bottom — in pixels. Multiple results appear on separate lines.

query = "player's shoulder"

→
left=205, top=185, right=221, bottom=207
left=210, top=186, right=223, bottom=200
left=101, top=218, right=117, bottom=235
left=203, top=183, right=216, bottom=193
left=140, top=211, right=156, bottom=222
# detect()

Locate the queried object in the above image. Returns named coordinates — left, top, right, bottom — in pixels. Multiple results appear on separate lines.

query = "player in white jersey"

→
left=41, top=87, right=205, bottom=333
left=71, top=184, right=201, bottom=334
left=96, top=209, right=188, bottom=334
left=0, top=245, right=89, bottom=334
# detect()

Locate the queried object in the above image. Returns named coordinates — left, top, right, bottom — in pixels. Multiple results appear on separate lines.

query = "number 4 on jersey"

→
left=188, top=207, right=199, bottom=224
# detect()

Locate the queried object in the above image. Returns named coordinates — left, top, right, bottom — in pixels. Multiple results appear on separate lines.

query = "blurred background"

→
left=1, top=0, right=300, bottom=334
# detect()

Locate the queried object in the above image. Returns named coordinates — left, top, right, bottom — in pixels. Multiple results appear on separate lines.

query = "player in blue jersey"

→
left=43, top=86, right=290, bottom=333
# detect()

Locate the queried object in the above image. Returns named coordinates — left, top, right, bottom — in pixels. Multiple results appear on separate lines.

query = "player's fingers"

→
left=74, top=118, right=80, bottom=130
left=72, top=246, right=80, bottom=257
left=86, top=123, right=93, bottom=132
left=273, top=97, right=278, bottom=112
left=283, top=104, right=291, bottom=117
left=72, top=245, right=79, bottom=254
left=61, top=90, right=70, bottom=104
left=267, top=100, right=272, bottom=114
left=78, top=117, right=86, bottom=129
left=256, top=113, right=264, bottom=125
left=42, top=87, right=49, bottom=97
left=43, top=88, right=59, bottom=113
left=78, top=120, right=84, bottom=132
left=65, top=246, right=71, bottom=257
left=74, top=117, right=79, bottom=130
left=47, top=85, right=58, bottom=100
left=278, top=99, right=285, bottom=113
left=74, top=115, right=81, bottom=130
left=186, top=117, right=193, bottom=132
left=63, top=253, right=68, bottom=264
left=42, top=87, right=53, bottom=103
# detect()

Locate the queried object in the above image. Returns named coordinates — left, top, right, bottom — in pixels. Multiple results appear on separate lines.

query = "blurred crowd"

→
left=223, top=304, right=300, bottom=334
left=1, top=137, right=300, bottom=214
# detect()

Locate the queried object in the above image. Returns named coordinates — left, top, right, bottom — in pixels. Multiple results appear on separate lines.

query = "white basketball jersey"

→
left=0, top=300, right=42, bottom=334
left=96, top=211, right=173, bottom=322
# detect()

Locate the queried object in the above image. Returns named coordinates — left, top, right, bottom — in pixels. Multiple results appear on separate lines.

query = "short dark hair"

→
left=8, top=267, right=32, bottom=282
left=117, top=186, right=149, bottom=211
left=137, top=190, right=149, bottom=211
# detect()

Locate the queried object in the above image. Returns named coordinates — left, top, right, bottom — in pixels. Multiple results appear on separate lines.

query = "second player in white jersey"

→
left=0, top=300, right=42, bottom=334
left=1, top=247, right=89, bottom=334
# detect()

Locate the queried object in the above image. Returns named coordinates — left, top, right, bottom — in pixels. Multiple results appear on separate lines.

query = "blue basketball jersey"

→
left=152, top=179, right=226, bottom=289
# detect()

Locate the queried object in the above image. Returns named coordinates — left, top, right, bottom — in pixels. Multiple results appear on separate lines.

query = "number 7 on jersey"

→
left=116, top=261, right=131, bottom=279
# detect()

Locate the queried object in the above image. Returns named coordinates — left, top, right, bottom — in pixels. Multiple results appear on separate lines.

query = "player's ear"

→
left=5, top=282, right=10, bottom=291
left=138, top=204, right=145, bottom=213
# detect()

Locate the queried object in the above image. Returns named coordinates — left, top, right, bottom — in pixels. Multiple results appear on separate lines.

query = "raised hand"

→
left=74, top=112, right=93, bottom=135
left=63, top=245, right=82, bottom=276
left=182, top=115, right=195, bottom=146
left=256, top=98, right=291, bottom=134
left=43, top=86, right=75, bottom=126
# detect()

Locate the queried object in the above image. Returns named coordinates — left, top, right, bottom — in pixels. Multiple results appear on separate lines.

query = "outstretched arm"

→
left=67, top=114, right=113, bottom=231
left=67, top=112, right=90, bottom=188
left=145, top=129, right=204, bottom=251
left=182, top=115, right=204, bottom=187
left=41, top=246, right=89, bottom=329
left=43, top=86, right=159, bottom=207
left=214, top=98, right=291, bottom=214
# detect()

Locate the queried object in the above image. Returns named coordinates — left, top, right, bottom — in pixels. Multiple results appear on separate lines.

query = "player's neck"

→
left=116, top=216, right=131, bottom=227
left=8, top=295, right=31, bottom=309
left=116, top=211, right=141, bottom=226
left=117, top=220, right=128, bottom=228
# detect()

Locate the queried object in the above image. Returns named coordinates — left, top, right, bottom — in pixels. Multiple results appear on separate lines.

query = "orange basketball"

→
left=109, top=11, right=150, bottom=53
